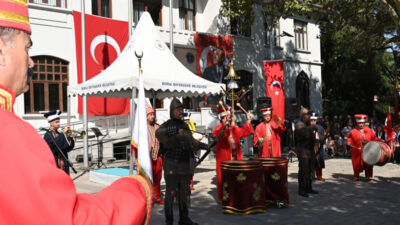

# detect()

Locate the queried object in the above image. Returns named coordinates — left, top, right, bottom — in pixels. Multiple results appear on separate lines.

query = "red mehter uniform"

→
left=0, top=85, right=152, bottom=225
left=213, top=117, right=253, bottom=201
left=347, top=114, right=379, bottom=180
left=254, top=118, right=285, bottom=157
left=147, top=104, right=163, bottom=204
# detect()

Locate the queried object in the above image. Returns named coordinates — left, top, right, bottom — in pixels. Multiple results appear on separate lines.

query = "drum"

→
left=253, top=157, right=289, bottom=207
left=221, top=160, right=266, bottom=215
left=362, top=141, right=392, bottom=166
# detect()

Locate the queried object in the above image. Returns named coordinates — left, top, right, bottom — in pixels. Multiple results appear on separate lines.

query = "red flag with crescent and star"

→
left=264, top=60, right=285, bottom=121
left=73, top=11, right=130, bottom=115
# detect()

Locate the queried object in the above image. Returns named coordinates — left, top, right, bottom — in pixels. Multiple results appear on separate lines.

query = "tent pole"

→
left=128, top=0, right=133, bottom=37
left=81, top=0, right=89, bottom=169
left=169, top=0, right=174, bottom=54
left=67, top=94, right=71, bottom=126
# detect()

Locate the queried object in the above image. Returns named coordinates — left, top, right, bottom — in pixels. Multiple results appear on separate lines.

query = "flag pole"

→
left=128, top=0, right=137, bottom=175
left=81, top=0, right=89, bottom=169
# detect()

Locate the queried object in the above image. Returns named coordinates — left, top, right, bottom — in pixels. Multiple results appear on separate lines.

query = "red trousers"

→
left=151, top=156, right=163, bottom=200
left=316, top=168, right=322, bottom=178
left=351, top=148, right=373, bottom=178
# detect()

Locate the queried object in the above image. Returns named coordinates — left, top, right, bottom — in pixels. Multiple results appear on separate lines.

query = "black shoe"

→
left=307, top=189, right=319, bottom=194
left=179, top=218, right=198, bottom=225
left=298, top=192, right=309, bottom=197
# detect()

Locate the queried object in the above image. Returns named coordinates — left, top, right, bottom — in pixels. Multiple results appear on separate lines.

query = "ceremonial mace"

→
left=224, top=60, right=241, bottom=126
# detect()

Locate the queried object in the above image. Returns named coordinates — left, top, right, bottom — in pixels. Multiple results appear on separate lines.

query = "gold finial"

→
left=135, top=50, right=143, bottom=74
left=224, top=60, right=240, bottom=80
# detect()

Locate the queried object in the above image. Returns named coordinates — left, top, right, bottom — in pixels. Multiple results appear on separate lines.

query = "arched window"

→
left=296, top=71, right=310, bottom=108
left=24, top=56, right=69, bottom=113
left=236, top=70, right=253, bottom=110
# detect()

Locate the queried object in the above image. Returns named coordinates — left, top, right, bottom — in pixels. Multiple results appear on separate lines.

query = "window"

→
left=133, top=0, right=162, bottom=26
left=24, top=56, right=69, bottom=113
left=265, top=21, right=280, bottom=47
left=92, top=0, right=112, bottom=18
left=28, top=0, right=67, bottom=8
left=179, top=0, right=195, bottom=31
left=231, top=17, right=251, bottom=37
left=294, top=20, right=308, bottom=50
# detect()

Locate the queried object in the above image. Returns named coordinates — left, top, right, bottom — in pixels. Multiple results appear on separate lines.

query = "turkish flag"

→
left=264, top=61, right=285, bottom=121
left=194, top=33, right=233, bottom=76
left=384, top=107, right=395, bottom=147
left=73, top=11, right=130, bottom=115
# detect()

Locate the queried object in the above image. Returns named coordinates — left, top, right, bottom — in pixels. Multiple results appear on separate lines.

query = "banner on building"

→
left=194, top=33, right=233, bottom=77
left=73, top=11, right=130, bottom=115
left=264, top=60, right=285, bottom=121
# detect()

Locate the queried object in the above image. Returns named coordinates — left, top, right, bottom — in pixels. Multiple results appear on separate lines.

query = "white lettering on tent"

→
left=162, top=82, right=172, bottom=86
left=191, top=84, right=207, bottom=89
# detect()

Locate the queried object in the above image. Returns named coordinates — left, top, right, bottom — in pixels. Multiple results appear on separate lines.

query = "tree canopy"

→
left=221, top=0, right=400, bottom=120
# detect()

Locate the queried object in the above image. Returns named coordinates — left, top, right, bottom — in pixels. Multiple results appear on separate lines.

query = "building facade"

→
left=22, top=0, right=322, bottom=129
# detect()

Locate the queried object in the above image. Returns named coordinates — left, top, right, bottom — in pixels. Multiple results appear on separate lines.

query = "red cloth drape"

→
left=73, top=11, right=130, bottom=115
left=263, top=60, right=285, bottom=121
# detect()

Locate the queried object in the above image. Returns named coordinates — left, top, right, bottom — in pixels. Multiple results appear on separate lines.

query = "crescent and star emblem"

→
left=90, top=34, right=121, bottom=64
left=270, top=80, right=282, bottom=95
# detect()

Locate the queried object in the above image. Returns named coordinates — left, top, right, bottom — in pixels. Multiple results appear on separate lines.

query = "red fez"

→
left=0, top=0, right=31, bottom=34
left=146, top=101, right=154, bottom=115
left=354, top=114, right=367, bottom=122
left=217, top=106, right=231, bottom=118
left=261, top=107, right=272, bottom=115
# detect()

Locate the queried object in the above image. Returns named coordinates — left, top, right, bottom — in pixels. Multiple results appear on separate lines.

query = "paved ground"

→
left=73, top=157, right=400, bottom=225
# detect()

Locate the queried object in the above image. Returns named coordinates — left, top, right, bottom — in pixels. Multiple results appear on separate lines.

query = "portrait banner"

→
left=264, top=60, right=285, bottom=121
left=194, top=33, right=233, bottom=77
left=73, top=11, right=130, bottom=115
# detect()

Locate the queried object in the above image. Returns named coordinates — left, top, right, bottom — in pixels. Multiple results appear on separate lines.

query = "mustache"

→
left=27, top=68, right=33, bottom=85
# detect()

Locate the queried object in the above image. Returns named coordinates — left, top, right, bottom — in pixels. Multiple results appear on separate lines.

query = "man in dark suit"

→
left=202, top=48, right=228, bottom=106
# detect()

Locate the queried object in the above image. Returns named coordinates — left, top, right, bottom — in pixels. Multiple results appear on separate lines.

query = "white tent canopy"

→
left=68, top=12, right=224, bottom=99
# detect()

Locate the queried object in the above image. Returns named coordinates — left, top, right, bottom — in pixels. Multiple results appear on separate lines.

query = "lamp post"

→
left=373, top=95, right=378, bottom=119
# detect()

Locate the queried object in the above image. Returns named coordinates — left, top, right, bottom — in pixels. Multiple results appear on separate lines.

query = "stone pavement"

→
left=73, top=157, right=400, bottom=225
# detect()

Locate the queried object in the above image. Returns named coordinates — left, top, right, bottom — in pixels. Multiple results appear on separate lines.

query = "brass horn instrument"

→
left=70, top=130, right=86, bottom=138
left=62, top=127, right=86, bottom=138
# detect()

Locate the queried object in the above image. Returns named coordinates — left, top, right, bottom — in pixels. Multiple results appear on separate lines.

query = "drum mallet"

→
left=219, top=101, right=228, bottom=113
left=236, top=102, right=249, bottom=114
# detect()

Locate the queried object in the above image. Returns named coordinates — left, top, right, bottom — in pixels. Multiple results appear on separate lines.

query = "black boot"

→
left=298, top=191, right=309, bottom=197
left=179, top=217, right=198, bottom=225
left=307, top=189, right=319, bottom=194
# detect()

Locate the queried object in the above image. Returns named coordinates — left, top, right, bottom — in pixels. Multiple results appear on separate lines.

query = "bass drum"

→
left=253, top=157, right=289, bottom=207
left=221, top=160, right=266, bottom=215
left=362, top=141, right=392, bottom=166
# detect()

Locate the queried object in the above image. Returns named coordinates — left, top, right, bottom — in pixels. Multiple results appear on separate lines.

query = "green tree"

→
left=221, top=0, right=399, bottom=120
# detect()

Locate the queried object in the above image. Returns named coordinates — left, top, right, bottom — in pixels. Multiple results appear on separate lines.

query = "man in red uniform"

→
left=253, top=106, right=285, bottom=157
left=212, top=106, right=253, bottom=202
left=347, top=114, right=379, bottom=181
left=147, top=103, right=164, bottom=204
left=0, top=2, right=152, bottom=224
